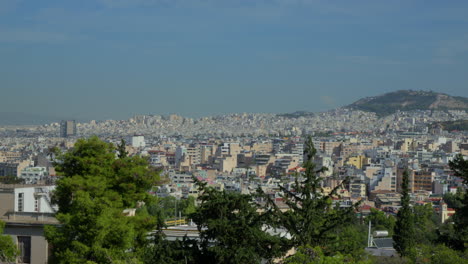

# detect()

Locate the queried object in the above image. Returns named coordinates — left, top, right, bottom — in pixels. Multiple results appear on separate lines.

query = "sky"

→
left=1, top=0, right=468, bottom=121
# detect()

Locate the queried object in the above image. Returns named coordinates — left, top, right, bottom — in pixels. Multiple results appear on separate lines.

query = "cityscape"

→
left=0, top=90, right=467, bottom=263
left=2, top=0, right=468, bottom=263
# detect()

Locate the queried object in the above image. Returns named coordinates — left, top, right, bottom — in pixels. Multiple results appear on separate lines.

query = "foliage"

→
left=190, top=178, right=287, bottom=264
left=413, top=203, right=438, bottom=245
left=327, top=221, right=368, bottom=260
left=117, top=139, right=128, bottom=159
left=283, top=245, right=372, bottom=264
left=147, top=196, right=196, bottom=221
left=143, top=209, right=197, bottom=264
left=0, top=176, right=24, bottom=184
left=366, top=208, right=396, bottom=236
left=44, top=136, right=160, bottom=264
left=393, top=169, right=415, bottom=257
left=443, top=190, right=465, bottom=210
left=410, top=244, right=468, bottom=264
left=0, top=220, right=18, bottom=263
left=446, top=154, right=468, bottom=251
left=261, top=135, right=359, bottom=256
left=144, top=233, right=197, bottom=264
left=431, top=120, right=468, bottom=131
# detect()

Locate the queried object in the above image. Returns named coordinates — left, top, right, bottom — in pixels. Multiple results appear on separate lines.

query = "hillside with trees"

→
left=347, top=90, right=468, bottom=117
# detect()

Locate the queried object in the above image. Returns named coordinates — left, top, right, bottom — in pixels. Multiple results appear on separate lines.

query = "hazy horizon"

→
left=2, top=1, right=468, bottom=122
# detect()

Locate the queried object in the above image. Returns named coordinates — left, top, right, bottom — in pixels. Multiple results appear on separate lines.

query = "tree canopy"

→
left=446, top=154, right=468, bottom=251
left=190, top=178, right=287, bottom=264
left=45, top=136, right=160, bottom=264
left=0, top=220, right=18, bottom=263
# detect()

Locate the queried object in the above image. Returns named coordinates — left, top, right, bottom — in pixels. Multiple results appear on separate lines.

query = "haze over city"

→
left=1, top=0, right=468, bottom=122
left=2, top=1, right=468, bottom=263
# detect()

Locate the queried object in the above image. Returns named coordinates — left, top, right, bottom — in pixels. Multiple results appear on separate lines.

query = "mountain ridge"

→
left=345, top=90, right=468, bottom=117
left=2, top=90, right=467, bottom=125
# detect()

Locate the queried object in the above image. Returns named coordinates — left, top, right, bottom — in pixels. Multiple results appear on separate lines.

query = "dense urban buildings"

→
left=0, top=107, right=467, bottom=263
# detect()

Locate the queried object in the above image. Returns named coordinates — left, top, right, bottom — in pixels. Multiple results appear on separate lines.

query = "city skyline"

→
left=1, top=1, right=468, bottom=121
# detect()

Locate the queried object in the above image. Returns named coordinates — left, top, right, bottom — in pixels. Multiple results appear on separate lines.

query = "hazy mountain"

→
left=346, top=90, right=468, bottom=116
left=3, top=90, right=468, bottom=125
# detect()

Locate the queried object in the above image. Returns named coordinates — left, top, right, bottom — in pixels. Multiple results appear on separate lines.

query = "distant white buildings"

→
left=20, top=167, right=48, bottom=184
left=131, top=135, right=146, bottom=148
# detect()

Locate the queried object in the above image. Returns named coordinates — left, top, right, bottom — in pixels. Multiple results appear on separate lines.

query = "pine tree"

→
left=393, top=169, right=415, bottom=257
left=190, top=178, right=287, bottom=264
left=261, top=135, right=358, bottom=254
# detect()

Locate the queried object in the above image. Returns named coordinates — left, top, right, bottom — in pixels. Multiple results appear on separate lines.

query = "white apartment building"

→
left=19, top=167, right=48, bottom=184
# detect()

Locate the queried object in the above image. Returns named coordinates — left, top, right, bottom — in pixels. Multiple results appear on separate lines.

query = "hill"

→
left=346, top=90, right=468, bottom=116
left=277, top=111, right=316, bottom=118
left=431, top=119, right=468, bottom=131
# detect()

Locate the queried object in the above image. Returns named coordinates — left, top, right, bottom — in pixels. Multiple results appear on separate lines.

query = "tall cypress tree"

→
left=393, top=169, right=415, bottom=256
left=117, top=139, right=128, bottom=159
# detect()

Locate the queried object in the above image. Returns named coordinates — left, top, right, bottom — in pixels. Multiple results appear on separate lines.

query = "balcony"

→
left=1, top=211, right=58, bottom=225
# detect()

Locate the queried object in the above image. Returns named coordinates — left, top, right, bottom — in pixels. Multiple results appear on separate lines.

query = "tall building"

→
left=60, top=120, right=77, bottom=138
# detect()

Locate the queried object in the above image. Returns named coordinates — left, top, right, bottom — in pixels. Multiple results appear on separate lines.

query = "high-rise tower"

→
left=60, top=120, right=77, bottom=138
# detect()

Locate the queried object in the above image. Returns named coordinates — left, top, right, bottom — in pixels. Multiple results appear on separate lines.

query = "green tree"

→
left=446, top=154, right=468, bottom=251
left=262, top=135, right=358, bottom=256
left=0, top=220, right=18, bottom=263
left=413, top=203, right=438, bottom=245
left=283, top=245, right=372, bottom=264
left=393, top=169, right=415, bottom=257
left=443, top=190, right=464, bottom=210
left=366, top=208, right=396, bottom=236
left=411, top=244, right=468, bottom=264
left=328, top=221, right=368, bottom=261
left=117, top=139, right=128, bottom=159
left=44, top=136, right=160, bottom=264
left=180, top=196, right=197, bottom=217
left=147, top=196, right=196, bottom=220
left=190, top=178, right=287, bottom=264
left=143, top=208, right=197, bottom=264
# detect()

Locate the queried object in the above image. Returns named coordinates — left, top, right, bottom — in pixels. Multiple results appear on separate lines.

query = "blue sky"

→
left=1, top=0, right=468, bottom=120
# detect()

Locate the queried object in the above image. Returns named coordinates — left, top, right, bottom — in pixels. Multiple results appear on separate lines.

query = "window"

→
left=18, top=193, right=24, bottom=212
left=34, top=197, right=39, bottom=212
left=17, top=236, right=31, bottom=263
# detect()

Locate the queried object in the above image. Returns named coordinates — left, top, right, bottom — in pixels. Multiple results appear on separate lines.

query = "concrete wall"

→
left=4, top=225, right=49, bottom=264
left=0, top=188, right=15, bottom=218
